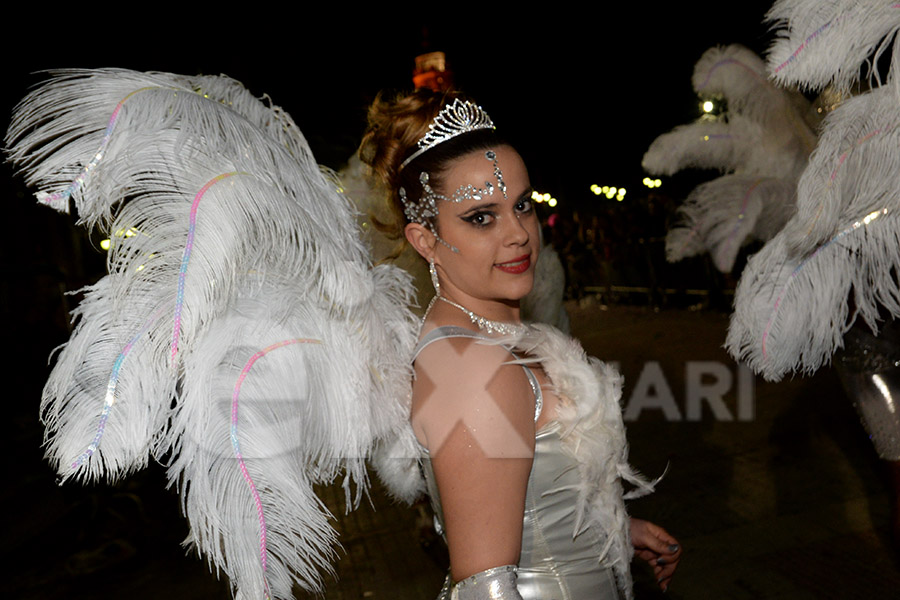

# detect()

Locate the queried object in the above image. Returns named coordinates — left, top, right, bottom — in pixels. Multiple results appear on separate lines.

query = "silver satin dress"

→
left=416, top=327, right=622, bottom=600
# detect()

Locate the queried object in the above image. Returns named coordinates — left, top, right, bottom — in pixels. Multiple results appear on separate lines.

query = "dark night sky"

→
left=3, top=5, right=778, bottom=209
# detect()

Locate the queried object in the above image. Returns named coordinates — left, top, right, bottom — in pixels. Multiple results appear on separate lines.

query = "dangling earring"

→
left=429, top=258, right=441, bottom=297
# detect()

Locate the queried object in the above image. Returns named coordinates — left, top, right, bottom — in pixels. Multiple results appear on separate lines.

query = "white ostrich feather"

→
left=694, top=44, right=818, bottom=154
left=727, top=76, right=900, bottom=379
left=726, top=206, right=898, bottom=381
left=643, top=45, right=815, bottom=180
left=767, top=0, right=900, bottom=93
left=642, top=119, right=746, bottom=176
left=40, top=276, right=176, bottom=482
left=666, top=176, right=797, bottom=270
left=642, top=111, right=809, bottom=186
left=779, top=83, right=900, bottom=257
left=693, top=44, right=769, bottom=101
left=6, top=69, right=418, bottom=599
left=644, top=44, right=813, bottom=272
left=369, top=427, right=426, bottom=505
left=724, top=2, right=900, bottom=379
left=170, top=268, right=416, bottom=597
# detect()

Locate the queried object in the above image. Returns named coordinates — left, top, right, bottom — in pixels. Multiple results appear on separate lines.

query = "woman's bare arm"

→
left=412, top=338, right=536, bottom=582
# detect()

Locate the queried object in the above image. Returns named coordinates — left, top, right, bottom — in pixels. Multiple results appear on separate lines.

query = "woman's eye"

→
left=464, top=212, right=494, bottom=227
left=516, top=199, right=533, bottom=213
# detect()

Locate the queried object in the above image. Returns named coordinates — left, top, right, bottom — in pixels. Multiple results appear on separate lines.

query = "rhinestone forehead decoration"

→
left=401, top=150, right=507, bottom=252
left=399, top=98, right=495, bottom=171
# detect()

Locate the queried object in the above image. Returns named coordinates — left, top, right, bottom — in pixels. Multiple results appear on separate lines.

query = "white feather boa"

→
left=512, top=325, right=653, bottom=598
left=375, top=324, right=652, bottom=598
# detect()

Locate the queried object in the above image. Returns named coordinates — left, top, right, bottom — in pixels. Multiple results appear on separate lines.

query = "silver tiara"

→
left=399, top=98, right=495, bottom=170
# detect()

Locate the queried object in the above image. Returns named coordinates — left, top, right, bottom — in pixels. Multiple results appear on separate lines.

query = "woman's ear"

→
left=405, top=222, right=437, bottom=261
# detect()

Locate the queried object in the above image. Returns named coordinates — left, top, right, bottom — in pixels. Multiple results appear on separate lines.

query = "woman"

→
left=361, top=90, right=682, bottom=599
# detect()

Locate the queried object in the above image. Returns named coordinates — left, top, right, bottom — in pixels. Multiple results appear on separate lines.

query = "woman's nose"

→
left=505, top=213, right=530, bottom=245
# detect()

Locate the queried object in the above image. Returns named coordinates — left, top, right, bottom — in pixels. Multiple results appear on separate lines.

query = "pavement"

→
left=5, top=301, right=900, bottom=599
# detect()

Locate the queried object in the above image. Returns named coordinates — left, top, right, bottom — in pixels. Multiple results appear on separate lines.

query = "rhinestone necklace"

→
left=434, top=295, right=527, bottom=336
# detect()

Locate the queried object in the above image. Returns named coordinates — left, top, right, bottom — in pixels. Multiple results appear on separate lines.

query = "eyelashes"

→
left=462, top=211, right=495, bottom=228
left=461, top=198, right=534, bottom=229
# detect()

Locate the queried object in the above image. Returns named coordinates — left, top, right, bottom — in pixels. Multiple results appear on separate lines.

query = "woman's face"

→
left=430, top=145, right=540, bottom=307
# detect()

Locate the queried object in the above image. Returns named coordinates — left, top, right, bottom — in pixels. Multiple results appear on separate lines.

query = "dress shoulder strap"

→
left=413, top=325, right=487, bottom=358
left=412, top=326, right=543, bottom=422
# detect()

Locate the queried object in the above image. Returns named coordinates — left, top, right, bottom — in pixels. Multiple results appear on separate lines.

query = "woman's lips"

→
left=495, top=254, right=531, bottom=274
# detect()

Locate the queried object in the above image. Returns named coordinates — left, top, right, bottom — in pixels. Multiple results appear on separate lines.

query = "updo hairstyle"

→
left=359, top=88, right=504, bottom=239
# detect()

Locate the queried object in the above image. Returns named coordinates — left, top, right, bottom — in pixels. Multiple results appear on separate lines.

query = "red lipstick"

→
left=495, top=254, right=531, bottom=274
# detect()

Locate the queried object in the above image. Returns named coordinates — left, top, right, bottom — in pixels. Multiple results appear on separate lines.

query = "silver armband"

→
left=449, top=565, right=522, bottom=600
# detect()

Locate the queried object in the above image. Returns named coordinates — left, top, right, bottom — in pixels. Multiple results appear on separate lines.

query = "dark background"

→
left=2, top=5, right=778, bottom=203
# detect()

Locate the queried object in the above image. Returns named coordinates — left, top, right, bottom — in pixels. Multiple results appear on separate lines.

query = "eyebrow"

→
left=457, top=202, right=499, bottom=217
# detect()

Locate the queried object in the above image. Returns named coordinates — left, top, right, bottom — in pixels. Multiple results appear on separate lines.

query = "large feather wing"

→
left=6, top=69, right=418, bottom=599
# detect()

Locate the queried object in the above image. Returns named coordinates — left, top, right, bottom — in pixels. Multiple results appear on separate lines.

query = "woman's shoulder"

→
left=411, top=325, right=537, bottom=457
left=412, top=325, right=532, bottom=391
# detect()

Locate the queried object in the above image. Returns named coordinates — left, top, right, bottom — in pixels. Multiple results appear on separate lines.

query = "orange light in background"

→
left=413, top=52, right=454, bottom=92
